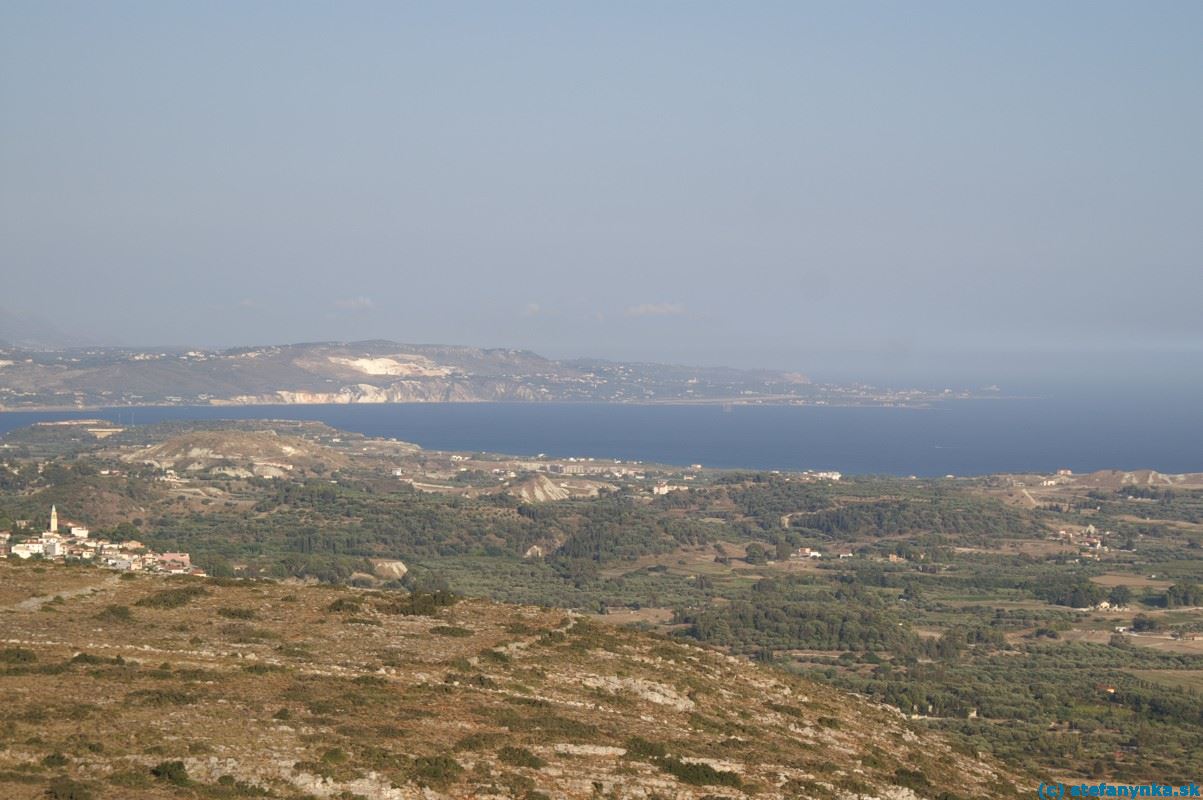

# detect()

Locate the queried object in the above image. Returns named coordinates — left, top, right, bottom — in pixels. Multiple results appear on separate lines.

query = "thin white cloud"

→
left=625, top=302, right=686, bottom=318
left=335, top=296, right=375, bottom=311
left=521, top=303, right=541, bottom=317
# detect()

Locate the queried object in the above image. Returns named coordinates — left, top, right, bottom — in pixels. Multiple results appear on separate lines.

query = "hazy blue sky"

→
left=2, top=2, right=1201, bottom=379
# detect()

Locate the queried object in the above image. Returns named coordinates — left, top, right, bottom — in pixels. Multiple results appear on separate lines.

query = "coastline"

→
left=0, top=393, right=1028, bottom=414
left=3, top=396, right=1200, bottom=478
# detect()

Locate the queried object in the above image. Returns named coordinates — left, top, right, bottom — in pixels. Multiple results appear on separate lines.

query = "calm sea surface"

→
left=2, top=396, right=1201, bottom=477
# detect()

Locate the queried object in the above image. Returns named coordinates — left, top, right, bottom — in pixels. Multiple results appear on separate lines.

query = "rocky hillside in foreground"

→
left=0, top=562, right=1024, bottom=800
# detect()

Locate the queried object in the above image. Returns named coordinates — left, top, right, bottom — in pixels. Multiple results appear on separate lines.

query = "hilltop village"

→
left=0, top=505, right=202, bottom=575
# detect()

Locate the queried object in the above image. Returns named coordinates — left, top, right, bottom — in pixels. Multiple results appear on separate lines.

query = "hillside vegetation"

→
left=6, top=421, right=1203, bottom=785
left=0, top=562, right=1021, bottom=799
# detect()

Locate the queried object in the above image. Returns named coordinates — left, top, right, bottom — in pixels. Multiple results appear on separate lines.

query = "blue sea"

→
left=1, top=394, right=1201, bottom=477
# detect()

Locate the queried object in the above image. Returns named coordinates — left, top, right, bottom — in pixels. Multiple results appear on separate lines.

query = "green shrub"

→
left=658, top=757, right=741, bottom=788
left=490, top=708, right=597, bottom=741
left=498, top=746, right=545, bottom=769
left=625, top=736, right=667, bottom=760
left=70, top=652, right=123, bottom=666
left=444, top=672, right=496, bottom=688
left=135, top=586, right=208, bottom=609
left=455, top=732, right=503, bottom=751
left=41, top=752, right=69, bottom=768
left=0, top=647, right=37, bottom=664
left=151, top=760, right=190, bottom=786
left=213, top=775, right=271, bottom=796
left=0, top=770, right=40, bottom=785
left=218, top=607, right=256, bottom=620
left=412, top=754, right=463, bottom=785
left=352, top=675, right=388, bottom=687
left=894, top=767, right=932, bottom=791
left=94, top=605, right=133, bottom=623
left=505, top=621, right=537, bottom=635
left=430, top=625, right=472, bottom=637
left=479, top=648, right=511, bottom=664
left=127, top=689, right=198, bottom=707
left=837, top=776, right=873, bottom=795
left=375, top=724, right=407, bottom=738
left=220, top=624, right=277, bottom=642
left=765, top=701, right=806, bottom=718
left=291, top=759, right=335, bottom=780
left=321, top=748, right=348, bottom=764
left=623, top=737, right=740, bottom=788
left=107, top=770, right=151, bottom=789
left=241, top=663, right=285, bottom=675
left=376, top=590, right=458, bottom=617
left=45, top=776, right=93, bottom=800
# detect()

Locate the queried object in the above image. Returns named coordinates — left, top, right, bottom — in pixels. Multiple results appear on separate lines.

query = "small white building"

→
left=11, top=541, right=44, bottom=559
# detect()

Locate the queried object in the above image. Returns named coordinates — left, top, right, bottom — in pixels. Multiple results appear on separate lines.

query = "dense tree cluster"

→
left=791, top=497, right=1037, bottom=540
left=1165, top=583, right=1203, bottom=608
left=676, top=577, right=921, bottom=655
left=1037, top=579, right=1108, bottom=609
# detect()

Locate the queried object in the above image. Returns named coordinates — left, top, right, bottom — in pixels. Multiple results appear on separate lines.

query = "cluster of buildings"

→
left=1040, top=469, right=1076, bottom=487
left=1055, top=523, right=1113, bottom=558
left=788, top=546, right=855, bottom=560
left=547, top=460, right=638, bottom=477
left=0, top=506, right=203, bottom=575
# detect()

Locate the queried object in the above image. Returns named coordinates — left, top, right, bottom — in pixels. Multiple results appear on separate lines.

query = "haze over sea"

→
left=2, top=387, right=1200, bottom=477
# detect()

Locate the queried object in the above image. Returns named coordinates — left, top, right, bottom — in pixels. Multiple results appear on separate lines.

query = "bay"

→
left=2, top=396, right=1201, bottom=477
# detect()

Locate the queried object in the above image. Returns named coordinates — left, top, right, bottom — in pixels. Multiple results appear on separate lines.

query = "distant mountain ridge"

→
left=0, top=306, right=92, bottom=350
left=0, top=339, right=959, bottom=410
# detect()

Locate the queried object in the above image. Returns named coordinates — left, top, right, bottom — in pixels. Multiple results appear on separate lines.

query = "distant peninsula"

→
left=0, top=340, right=977, bottom=410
